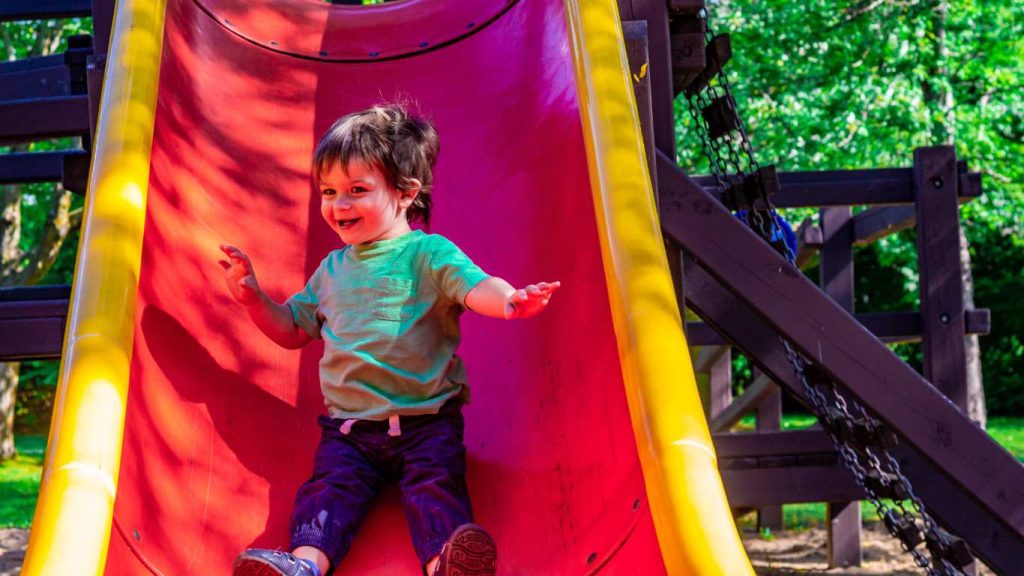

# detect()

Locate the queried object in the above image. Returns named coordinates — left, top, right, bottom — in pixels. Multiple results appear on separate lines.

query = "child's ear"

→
left=398, top=178, right=422, bottom=208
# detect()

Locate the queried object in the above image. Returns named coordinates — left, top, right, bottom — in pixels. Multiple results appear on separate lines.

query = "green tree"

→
left=1, top=18, right=90, bottom=460
left=676, top=0, right=1024, bottom=417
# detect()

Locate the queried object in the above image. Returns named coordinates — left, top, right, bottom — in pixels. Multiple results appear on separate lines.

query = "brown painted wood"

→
left=691, top=167, right=981, bottom=208
left=755, top=369, right=784, bottom=532
left=0, top=0, right=91, bottom=22
left=710, top=372, right=776, bottom=432
left=618, top=0, right=675, bottom=157
left=715, top=430, right=834, bottom=459
left=0, top=287, right=70, bottom=360
left=820, top=205, right=861, bottom=566
left=852, top=205, right=916, bottom=246
left=0, top=150, right=88, bottom=188
left=708, top=347, right=731, bottom=419
left=914, top=146, right=968, bottom=411
left=828, top=502, right=863, bottom=567
left=720, top=466, right=864, bottom=508
left=670, top=192, right=1024, bottom=572
left=0, top=56, right=71, bottom=100
left=0, top=95, right=90, bottom=144
left=687, top=308, right=990, bottom=345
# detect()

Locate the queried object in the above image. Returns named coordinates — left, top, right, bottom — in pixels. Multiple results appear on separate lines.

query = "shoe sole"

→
left=443, top=524, right=497, bottom=576
left=233, top=557, right=291, bottom=576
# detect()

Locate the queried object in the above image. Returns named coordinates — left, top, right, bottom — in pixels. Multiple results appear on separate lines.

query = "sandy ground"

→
left=0, top=529, right=26, bottom=576
left=742, top=524, right=994, bottom=575
left=0, top=525, right=994, bottom=575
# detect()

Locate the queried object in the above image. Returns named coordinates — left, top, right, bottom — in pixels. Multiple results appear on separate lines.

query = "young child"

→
left=219, top=104, right=560, bottom=576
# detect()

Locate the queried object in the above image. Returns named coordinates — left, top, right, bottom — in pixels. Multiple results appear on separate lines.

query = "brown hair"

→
left=314, top=104, right=439, bottom=225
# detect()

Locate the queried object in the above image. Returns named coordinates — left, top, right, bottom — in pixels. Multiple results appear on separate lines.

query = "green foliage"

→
left=0, top=435, right=45, bottom=528
left=681, top=0, right=1024, bottom=414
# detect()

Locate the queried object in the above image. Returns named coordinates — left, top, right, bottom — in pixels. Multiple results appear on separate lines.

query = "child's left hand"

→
left=505, top=281, right=561, bottom=319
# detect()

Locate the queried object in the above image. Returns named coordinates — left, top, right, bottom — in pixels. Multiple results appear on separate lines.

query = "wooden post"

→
left=708, top=348, right=731, bottom=419
left=755, top=366, right=783, bottom=532
left=914, top=146, right=968, bottom=411
left=820, top=206, right=862, bottom=567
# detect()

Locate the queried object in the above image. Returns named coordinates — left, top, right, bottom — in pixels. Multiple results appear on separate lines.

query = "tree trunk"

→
left=922, top=0, right=986, bottom=426
left=0, top=363, right=18, bottom=459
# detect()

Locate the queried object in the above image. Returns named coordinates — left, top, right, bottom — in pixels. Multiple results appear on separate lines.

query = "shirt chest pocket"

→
left=373, top=277, right=417, bottom=322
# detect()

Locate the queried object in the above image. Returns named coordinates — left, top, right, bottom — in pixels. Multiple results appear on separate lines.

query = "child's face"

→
left=317, top=160, right=418, bottom=245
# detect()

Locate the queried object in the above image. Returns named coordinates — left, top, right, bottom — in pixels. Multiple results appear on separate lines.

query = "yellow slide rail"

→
left=21, top=0, right=168, bottom=573
left=564, top=1, right=754, bottom=573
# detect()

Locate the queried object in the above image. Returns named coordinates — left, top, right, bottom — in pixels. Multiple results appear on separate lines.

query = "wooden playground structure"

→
left=2, top=1, right=1022, bottom=574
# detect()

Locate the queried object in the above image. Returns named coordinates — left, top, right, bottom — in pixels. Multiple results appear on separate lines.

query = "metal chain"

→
left=679, top=7, right=974, bottom=574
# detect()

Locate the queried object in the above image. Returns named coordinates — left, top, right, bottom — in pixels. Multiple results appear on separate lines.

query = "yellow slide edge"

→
left=563, top=1, right=754, bottom=574
left=21, top=0, right=168, bottom=573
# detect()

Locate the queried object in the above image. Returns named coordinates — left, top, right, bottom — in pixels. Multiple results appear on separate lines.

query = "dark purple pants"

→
left=289, top=401, right=472, bottom=571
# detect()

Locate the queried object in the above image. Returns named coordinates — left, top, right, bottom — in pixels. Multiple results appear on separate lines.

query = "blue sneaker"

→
left=433, top=524, right=497, bottom=576
left=233, top=549, right=319, bottom=576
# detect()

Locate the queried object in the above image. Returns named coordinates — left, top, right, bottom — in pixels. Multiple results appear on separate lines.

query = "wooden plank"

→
left=720, top=466, right=864, bottom=508
left=0, top=63, right=72, bottom=100
left=617, top=0, right=676, bottom=157
left=0, top=96, right=90, bottom=144
left=710, top=372, right=776, bottom=432
left=708, top=347, right=731, bottom=419
left=715, top=429, right=833, bottom=460
left=668, top=192, right=1024, bottom=573
left=0, top=151, right=88, bottom=188
left=687, top=308, right=990, bottom=345
left=691, top=167, right=981, bottom=208
left=0, top=0, right=91, bottom=22
left=828, top=502, right=863, bottom=567
left=914, top=146, right=968, bottom=411
left=755, top=369, right=785, bottom=532
left=693, top=343, right=729, bottom=374
left=852, top=205, right=916, bottom=246
left=0, top=286, right=70, bottom=361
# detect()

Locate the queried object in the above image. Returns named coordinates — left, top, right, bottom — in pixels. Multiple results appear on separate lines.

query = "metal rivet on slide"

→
left=224, top=19, right=232, bottom=26
left=319, top=50, right=329, bottom=57
left=369, top=51, right=380, bottom=57
left=466, top=22, right=476, bottom=29
left=419, top=41, right=429, bottom=48
left=586, top=552, right=598, bottom=564
left=133, top=529, right=141, bottom=541
left=632, top=498, right=641, bottom=511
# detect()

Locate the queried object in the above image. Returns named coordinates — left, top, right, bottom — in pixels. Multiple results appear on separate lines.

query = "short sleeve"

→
left=286, top=262, right=325, bottom=339
left=428, top=235, right=491, bottom=305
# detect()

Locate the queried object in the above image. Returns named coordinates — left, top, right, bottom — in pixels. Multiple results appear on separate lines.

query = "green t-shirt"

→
left=286, top=230, right=490, bottom=420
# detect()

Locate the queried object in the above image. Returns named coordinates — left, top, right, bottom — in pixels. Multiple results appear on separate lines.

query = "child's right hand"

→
left=219, top=244, right=262, bottom=306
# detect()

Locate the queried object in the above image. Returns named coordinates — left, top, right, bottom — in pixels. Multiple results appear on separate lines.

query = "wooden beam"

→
left=0, top=0, right=91, bottom=22
left=852, top=205, right=916, bottom=246
left=710, top=372, right=777, bottom=432
left=915, top=146, right=968, bottom=411
left=0, top=62, right=71, bottom=101
left=690, top=167, right=982, bottom=208
left=720, top=466, right=863, bottom=508
left=0, top=96, right=90, bottom=144
left=617, top=0, right=676, bottom=158
left=0, top=286, right=71, bottom=361
left=0, top=151, right=88, bottom=190
left=665, top=163, right=1024, bottom=572
left=686, top=308, right=990, bottom=345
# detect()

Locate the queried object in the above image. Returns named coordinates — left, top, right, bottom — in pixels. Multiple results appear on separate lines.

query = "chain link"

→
left=679, top=6, right=975, bottom=574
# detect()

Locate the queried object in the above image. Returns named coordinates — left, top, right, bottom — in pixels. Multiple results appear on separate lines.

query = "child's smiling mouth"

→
left=337, top=218, right=362, bottom=229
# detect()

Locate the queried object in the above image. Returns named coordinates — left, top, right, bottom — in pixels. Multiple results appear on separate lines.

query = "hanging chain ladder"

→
left=674, top=6, right=975, bottom=574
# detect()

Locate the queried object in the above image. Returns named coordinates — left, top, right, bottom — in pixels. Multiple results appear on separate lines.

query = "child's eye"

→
left=321, top=188, right=336, bottom=197
left=351, top=187, right=367, bottom=194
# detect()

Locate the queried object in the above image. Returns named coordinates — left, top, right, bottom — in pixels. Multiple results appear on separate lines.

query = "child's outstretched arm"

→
left=465, top=277, right=561, bottom=320
left=218, top=244, right=312, bottom=349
